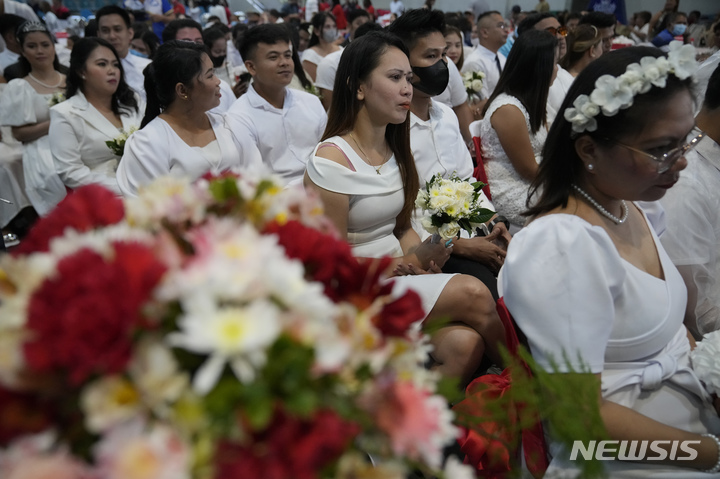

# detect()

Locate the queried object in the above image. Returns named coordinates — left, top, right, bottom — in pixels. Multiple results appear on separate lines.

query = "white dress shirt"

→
left=410, top=99, right=492, bottom=239
left=117, top=112, right=262, bottom=196
left=314, top=49, right=343, bottom=91
left=461, top=44, right=506, bottom=99
left=660, top=134, right=720, bottom=337
left=226, top=84, right=327, bottom=185
left=546, top=65, right=574, bottom=125
left=121, top=53, right=152, bottom=102
left=49, top=91, right=143, bottom=194
left=434, top=59, right=468, bottom=109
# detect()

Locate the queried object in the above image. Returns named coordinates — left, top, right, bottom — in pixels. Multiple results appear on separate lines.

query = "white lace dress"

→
left=479, top=93, right=547, bottom=231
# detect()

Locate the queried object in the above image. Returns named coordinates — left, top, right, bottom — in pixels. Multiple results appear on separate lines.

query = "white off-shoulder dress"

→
left=306, top=136, right=455, bottom=318
left=479, top=93, right=547, bottom=232
left=0, top=79, right=67, bottom=215
left=500, top=206, right=720, bottom=478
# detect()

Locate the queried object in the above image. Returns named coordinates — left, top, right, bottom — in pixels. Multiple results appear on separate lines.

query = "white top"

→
left=434, top=59, right=468, bottom=109
left=306, top=135, right=455, bottom=317
left=461, top=44, right=506, bottom=99
left=314, top=49, right=343, bottom=91
left=116, top=112, right=262, bottom=196
left=546, top=65, right=573, bottom=126
left=49, top=90, right=143, bottom=194
left=660, top=135, right=720, bottom=337
left=226, top=84, right=327, bottom=185
left=630, top=22, right=650, bottom=44
left=227, top=39, right=243, bottom=69
left=121, top=53, right=152, bottom=103
left=0, top=49, right=19, bottom=71
left=501, top=210, right=720, bottom=476
left=389, top=0, right=404, bottom=15
left=410, top=99, right=493, bottom=240
left=478, top=93, right=546, bottom=230
left=211, top=80, right=236, bottom=114
left=305, top=0, right=318, bottom=21
left=301, top=47, right=326, bottom=67
left=0, top=79, right=66, bottom=215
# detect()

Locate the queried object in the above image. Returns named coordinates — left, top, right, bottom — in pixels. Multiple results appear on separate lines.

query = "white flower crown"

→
left=564, top=42, right=698, bottom=134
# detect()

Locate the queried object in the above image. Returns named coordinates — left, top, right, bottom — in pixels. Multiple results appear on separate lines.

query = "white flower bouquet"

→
left=106, top=126, right=138, bottom=157
left=690, top=330, right=720, bottom=396
left=48, top=91, right=66, bottom=107
left=462, top=71, right=485, bottom=102
left=415, top=173, right=495, bottom=240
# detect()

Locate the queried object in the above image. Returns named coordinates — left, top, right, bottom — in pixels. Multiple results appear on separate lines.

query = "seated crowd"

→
left=2, top=0, right=720, bottom=476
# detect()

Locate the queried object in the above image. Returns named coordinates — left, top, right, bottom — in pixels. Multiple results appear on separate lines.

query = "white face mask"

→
left=322, top=27, right=337, bottom=43
left=471, top=37, right=480, bottom=47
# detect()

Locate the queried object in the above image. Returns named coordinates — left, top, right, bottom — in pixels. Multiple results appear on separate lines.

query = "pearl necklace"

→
left=572, top=184, right=628, bottom=225
left=349, top=132, right=387, bottom=175
left=28, top=72, right=63, bottom=89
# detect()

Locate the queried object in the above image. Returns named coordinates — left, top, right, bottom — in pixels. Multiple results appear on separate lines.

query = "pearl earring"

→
left=587, top=164, right=594, bottom=171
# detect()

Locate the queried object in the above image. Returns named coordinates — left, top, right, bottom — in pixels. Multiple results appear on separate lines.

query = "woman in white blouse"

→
left=0, top=21, right=67, bottom=215
left=301, top=11, right=341, bottom=82
left=116, top=41, right=261, bottom=197
left=49, top=38, right=142, bottom=194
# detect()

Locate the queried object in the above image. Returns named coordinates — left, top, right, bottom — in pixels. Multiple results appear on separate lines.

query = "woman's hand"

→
left=412, top=236, right=453, bottom=270
left=393, top=260, right=443, bottom=276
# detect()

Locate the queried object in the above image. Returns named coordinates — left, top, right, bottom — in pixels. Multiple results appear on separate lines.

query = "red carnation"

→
left=15, top=185, right=124, bottom=255
left=376, top=289, right=425, bottom=337
left=216, top=408, right=360, bottom=479
left=23, top=242, right=166, bottom=385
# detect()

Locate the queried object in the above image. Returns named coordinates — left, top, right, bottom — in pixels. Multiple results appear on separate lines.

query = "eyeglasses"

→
left=604, top=132, right=704, bottom=173
left=545, top=26, right=568, bottom=37
left=496, top=22, right=510, bottom=30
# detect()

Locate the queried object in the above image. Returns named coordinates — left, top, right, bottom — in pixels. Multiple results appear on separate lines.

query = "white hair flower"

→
left=564, top=95, right=598, bottom=133
left=590, top=75, right=634, bottom=116
left=668, top=41, right=699, bottom=80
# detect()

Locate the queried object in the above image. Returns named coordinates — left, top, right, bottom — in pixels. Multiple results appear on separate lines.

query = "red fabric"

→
left=454, top=298, right=549, bottom=478
left=472, top=136, right=492, bottom=201
left=332, top=4, right=347, bottom=30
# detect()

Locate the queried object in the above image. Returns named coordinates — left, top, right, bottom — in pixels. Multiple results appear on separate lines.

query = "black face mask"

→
left=211, top=54, right=226, bottom=67
left=411, top=58, right=449, bottom=96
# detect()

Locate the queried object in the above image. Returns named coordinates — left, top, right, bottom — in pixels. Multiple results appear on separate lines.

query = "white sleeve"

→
left=116, top=124, right=169, bottom=197
left=213, top=80, right=236, bottom=114
left=501, top=215, right=626, bottom=373
left=49, top=108, right=121, bottom=194
left=445, top=60, right=468, bottom=107
left=314, top=54, right=338, bottom=91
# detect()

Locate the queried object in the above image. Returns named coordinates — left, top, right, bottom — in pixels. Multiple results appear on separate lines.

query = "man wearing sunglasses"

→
left=659, top=65, right=720, bottom=340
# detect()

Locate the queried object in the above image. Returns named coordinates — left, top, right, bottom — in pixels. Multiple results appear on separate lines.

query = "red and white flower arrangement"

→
left=0, top=172, right=474, bottom=479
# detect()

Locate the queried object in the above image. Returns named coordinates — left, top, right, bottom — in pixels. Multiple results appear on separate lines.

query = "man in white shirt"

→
left=0, top=0, right=38, bottom=58
left=389, top=0, right=404, bottom=17
left=161, top=18, right=236, bottom=113
left=660, top=65, right=720, bottom=338
left=226, top=24, right=327, bottom=186
left=461, top=11, right=508, bottom=101
left=96, top=6, right=152, bottom=102
left=389, top=9, right=511, bottom=290
left=0, top=14, right=26, bottom=73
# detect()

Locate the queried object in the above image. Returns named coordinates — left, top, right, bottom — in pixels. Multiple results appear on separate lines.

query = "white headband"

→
left=564, top=41, right=698, bottom=135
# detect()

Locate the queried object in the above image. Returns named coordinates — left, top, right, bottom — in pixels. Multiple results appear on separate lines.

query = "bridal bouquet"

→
left=462, top=71, right=486, bottom=102
left=416, top=173, right=495, bottom=240
left=105, top=126, right=137, bottom=157
left=0, top=172, right=474, bottom=479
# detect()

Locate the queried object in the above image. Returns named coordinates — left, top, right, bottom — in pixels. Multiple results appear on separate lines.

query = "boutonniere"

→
left=48, top=91, right=66, bottom=107
left=106, top=126, right=138, bottom=157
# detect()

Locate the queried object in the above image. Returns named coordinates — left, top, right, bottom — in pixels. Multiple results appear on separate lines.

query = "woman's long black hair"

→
left=525, top=46, right=694, bottom=218
left=65, top=37, right=138, bottom=116
left=324, top=32, right=418, bottom=235
left=141, top=40, right=207, bottom=128
left=481, top=29, right=558, bottom=134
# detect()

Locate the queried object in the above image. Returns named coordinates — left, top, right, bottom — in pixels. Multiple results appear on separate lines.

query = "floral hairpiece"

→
left=564, top=42, right=698, bottom=134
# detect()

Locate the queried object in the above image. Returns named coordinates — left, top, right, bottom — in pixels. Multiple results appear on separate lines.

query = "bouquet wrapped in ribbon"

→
left=0, top=172, right=474, bottom=479
left=415, top=173, right=495, bottom=240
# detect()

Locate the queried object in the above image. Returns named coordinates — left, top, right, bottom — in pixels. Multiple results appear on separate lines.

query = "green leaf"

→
left=208, top=177, right=242, bottom=203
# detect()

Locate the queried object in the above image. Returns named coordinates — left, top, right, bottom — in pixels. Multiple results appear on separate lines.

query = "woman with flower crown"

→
left=304, top=31, right=505, bottom=387
left=0, top=21, right=67, bottom=215
left=501, top=43, right=720, bottom=477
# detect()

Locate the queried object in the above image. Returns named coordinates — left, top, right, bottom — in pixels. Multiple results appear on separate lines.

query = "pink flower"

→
left=6, top=455, right=88, bottom=479
left=94, top=420, right=190, bottom=479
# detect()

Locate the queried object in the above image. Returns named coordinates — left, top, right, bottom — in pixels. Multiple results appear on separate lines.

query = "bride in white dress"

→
left=304, top=32, right=504, bottom=387
left=500, top=46, right=720, bottom=477
left=0, top=21, right=67, bottom=215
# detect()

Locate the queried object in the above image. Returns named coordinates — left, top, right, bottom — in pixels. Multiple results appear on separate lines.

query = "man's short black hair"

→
left=387, top=8, right=445, bottom=52
left=96, top=5, right=132, bottom=29
left=162, top=18, right=202, bottom=42
left=354, top=21, right=382, bottom=39
left=0, top=13, right=26, bottom=37
left=347, top=8, right=371, bottom=24
left=578, top=11, right=616, bottom=29
left=239, top=23, right=291, bottom=62
left=517, top=12, right=555, bottom=36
